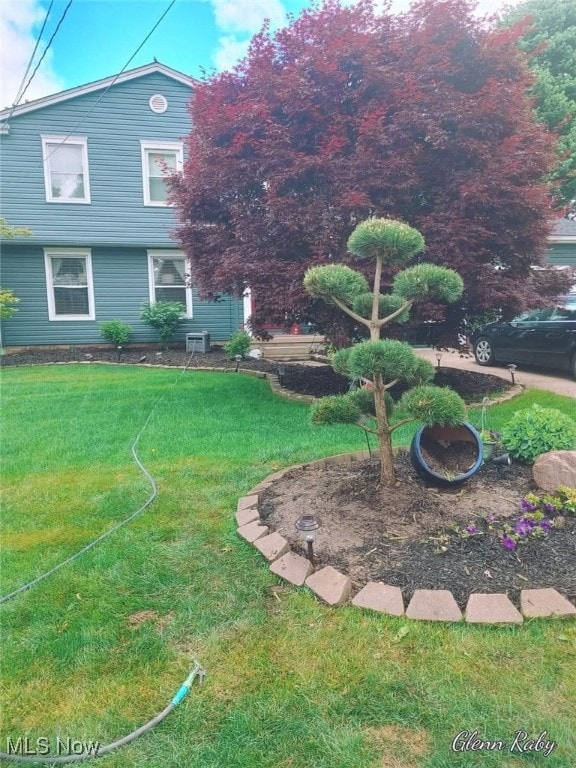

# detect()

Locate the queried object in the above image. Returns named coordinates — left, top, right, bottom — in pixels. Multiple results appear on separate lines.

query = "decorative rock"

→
left=235, top=505, right=259, bottom=527
left=465, top=593, right=523, bottom=624
left=237, top=520, right=269, bottom=543
left=520, top=588, right=576, bottom=618
left=253, top=532, right=290, bottom=562
left=305, top=566, right=352, bottom=606
left=270, top=551, right=313, bottom=586
left=352, top=582, right=404, bottom=616
left=406, top=590, right=462, bottom=622
left=532, top=451, right=576, bottom=492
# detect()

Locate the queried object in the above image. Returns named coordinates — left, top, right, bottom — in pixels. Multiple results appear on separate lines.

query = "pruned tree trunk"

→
left=373, top=372, right=396, bottom=487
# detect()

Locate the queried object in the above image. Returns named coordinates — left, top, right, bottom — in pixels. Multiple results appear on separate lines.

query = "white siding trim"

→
left=41, top=135, right=91, bottom=204
left=140, top=140, right=183, bottom=207
left=44, top=248, right=95, bottom=321
left=147, top=250, right=193, bottom=318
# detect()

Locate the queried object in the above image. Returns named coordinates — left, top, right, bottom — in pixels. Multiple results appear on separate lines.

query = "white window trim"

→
left=147, top=250, right=193, bottom=318
left=140, top=140, right=183, bottom=207
left=41, top=135, right=91, bottom=204
left=44, top=248, right=95, bottom=321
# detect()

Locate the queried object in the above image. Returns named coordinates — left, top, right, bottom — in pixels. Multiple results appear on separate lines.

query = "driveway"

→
left=414, top=347, right=575, bottom=399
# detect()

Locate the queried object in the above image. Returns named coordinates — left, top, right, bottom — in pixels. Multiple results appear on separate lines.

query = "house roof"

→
left=551, top=217, right=576, bottom=240
left=0, top=62, right=195, bottom=121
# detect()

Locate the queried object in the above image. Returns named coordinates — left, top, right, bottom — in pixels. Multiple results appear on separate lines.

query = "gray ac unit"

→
left=186, top=331, right=210, bottom=353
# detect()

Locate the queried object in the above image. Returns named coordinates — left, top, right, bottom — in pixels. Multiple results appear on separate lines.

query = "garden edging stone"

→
left=237, top=452, right=576, bottom=624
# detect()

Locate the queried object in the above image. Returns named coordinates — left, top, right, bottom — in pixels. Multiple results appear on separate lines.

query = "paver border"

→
left=237, top=452, right=576, bottom=624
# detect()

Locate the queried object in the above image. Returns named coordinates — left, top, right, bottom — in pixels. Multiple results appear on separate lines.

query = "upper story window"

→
left=41, top=136, right=90, bottom=203
left=44, top=249, right=95, bottom=321
left=148, top=251, right=192, bottom=317
left=140, top=141, right=183, bottom=206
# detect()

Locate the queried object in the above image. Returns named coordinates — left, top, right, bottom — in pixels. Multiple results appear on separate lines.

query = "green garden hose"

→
left=0, top=662, right=205, bottom=764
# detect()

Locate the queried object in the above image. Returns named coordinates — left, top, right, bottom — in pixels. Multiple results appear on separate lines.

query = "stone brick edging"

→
left=236, top=452, right=576, bottom=624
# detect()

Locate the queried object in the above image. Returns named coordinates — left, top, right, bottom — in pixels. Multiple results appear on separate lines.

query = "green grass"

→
left=1, top=365, right=575, bottom=768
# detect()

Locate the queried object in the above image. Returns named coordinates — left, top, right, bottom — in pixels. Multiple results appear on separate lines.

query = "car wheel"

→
left=474, top=337, right=495, bottom=366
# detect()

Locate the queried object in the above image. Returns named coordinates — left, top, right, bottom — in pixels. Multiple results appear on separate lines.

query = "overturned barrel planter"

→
left=410, top=422, right=483, bottom=487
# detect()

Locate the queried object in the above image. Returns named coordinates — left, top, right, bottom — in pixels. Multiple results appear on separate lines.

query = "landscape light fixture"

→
left=295, top=514, right=321, bottom=564
left=235, top=354, right=242, bottom=372
left=435, top=351, right=443, bottom=369
left=117, top=345, right=123, bottom=362
left=506, top=363, right=517, bottom=384
left=493, top=453, right=511, bottom=467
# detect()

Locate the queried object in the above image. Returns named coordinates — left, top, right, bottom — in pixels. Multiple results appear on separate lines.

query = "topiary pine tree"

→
left=304, top=217, right=467, bottom=488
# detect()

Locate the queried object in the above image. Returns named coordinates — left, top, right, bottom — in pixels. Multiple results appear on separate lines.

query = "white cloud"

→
left=206, top=0, right=286, bottom=72
left=0, top=0, right=64, bottom=110
left=214, top=35, right=252, bottom=72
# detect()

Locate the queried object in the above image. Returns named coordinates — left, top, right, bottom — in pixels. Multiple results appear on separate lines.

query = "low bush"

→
left=140, top=301, right=185, bottom=346
left=224, top=330, right=251, bottom=359
left=501, top=404, right=576, bottom=463
left=99, top=319, right=132, bottom=347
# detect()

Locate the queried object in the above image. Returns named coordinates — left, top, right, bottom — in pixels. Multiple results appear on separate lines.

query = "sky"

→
left=0, top=0, right=523, bottom=110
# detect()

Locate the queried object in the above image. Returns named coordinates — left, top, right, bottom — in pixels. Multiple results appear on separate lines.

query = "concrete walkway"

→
left=415, top=347, right=575, bottom=398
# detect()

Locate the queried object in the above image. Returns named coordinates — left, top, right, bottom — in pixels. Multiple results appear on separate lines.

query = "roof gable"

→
left=0, top=62, right=195, bottom=121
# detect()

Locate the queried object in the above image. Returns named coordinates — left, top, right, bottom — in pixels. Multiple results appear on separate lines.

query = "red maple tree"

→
left=171, top=0, right=573, bottom=337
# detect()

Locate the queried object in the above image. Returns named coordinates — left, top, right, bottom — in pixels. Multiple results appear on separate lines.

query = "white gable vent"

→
left=149, top=94, right=168, bottom=114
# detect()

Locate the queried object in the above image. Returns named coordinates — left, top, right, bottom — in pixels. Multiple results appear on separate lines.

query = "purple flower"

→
left=521, top=498, right=538, bottom=512
left=502, top=535, right=517, bottom=550
left=514, top=518, right=535, bottom=538
left=466, top=525, right=478, bottom=535
left=539, top=519, right=554, bottom=531
left=544, top=502, right=556, bottom=514
left=485, top=512, right=496, bottom=524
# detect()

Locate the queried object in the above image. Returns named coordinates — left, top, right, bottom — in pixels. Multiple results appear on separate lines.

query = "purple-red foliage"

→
left=171, top=0, right=572, bottom=336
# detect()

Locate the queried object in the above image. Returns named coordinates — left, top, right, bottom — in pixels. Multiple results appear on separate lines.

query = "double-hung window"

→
left=140, top=141, right=183, bottom=206
left=44, top=249, right=95, bottom=320
left=41, top=136, right=90, bottom=203
left=148, top=251, right=192, bottom=317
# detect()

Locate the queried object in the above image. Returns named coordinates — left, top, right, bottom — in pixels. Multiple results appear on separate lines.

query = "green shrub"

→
left=224, top=330, right=251, bottom=359
left=0, top=287, right=20, bottom=320
left=99, top=319, right=132, bottom=347
left=501, top=405, right=576, bottom=463
left=311, top=395, right=361, bottom=425
left=140, top=301, right=185, bottom=346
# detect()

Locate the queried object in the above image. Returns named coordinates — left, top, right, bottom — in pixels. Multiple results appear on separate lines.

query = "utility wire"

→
left=19, top=0, right=74, bottom=106
left=10, top=0, right=54, bottom=109
left=41, top=0, right=177, bottom=164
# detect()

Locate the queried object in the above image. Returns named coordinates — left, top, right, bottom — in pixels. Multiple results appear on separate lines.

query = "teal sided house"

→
left=548, top=218, right=576, bottom=269
left=0, top=63, right=244, bottom=349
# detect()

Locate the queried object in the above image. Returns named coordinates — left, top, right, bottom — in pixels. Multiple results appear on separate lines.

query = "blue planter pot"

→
left=410, top=422, right=483, bottom=487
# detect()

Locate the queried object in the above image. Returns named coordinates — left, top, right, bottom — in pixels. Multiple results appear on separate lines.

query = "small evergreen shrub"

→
left=501, top=405, right=576, bottom=463
left=224, top=330, right=251, bottom=359
left=99, top=319, right=132, bottom=347
left=140, top=301, right=185, bottom=346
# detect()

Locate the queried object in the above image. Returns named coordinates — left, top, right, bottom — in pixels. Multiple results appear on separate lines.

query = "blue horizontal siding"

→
left=0, top=244, right=243, bottom=346
left=0, top=72, right=191, bottom=247
left=548, top=242, right=576, bottom=267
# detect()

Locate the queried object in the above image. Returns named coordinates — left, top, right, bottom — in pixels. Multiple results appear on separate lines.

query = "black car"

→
left=471, top=304, right=576, bottom=380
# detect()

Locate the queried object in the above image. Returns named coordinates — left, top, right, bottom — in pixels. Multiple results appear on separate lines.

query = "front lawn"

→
left=1, top=365, right=575, bottom=767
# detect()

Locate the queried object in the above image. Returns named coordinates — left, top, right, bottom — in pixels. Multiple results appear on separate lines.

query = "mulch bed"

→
left=0, top=344, right=509, bottom=401
left=5, top=343, right=574, bottom=609
left=259, top=452, right=576, bottom=609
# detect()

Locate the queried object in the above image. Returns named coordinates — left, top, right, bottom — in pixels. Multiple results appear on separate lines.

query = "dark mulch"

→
left=0, top=345, right=511, bottom=402
left=260, top=451, right=576, bottom=609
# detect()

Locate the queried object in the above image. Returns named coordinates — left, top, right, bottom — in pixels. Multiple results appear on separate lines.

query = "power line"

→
left=3, top=0, right=54, bottom=122
left=19, top=0, right=75, bottom=106
left=41, top=0, right=177, bottom=164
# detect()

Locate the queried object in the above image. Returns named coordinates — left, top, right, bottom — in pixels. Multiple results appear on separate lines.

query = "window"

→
left=44, top=249, right=95, bottom=320
left=148, top=251, right=192, bottom=317
left=41, top=136, right=90, bottom=203
left=140, top=141, right=183, bottom=206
